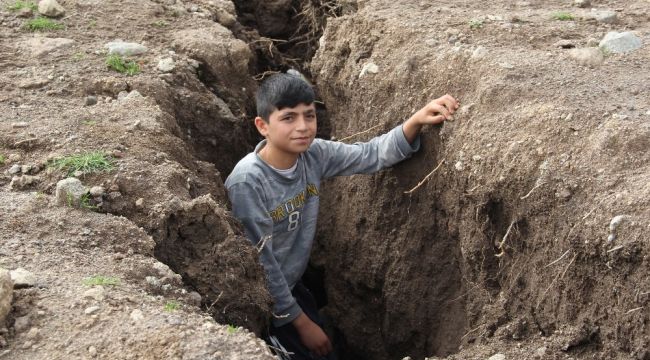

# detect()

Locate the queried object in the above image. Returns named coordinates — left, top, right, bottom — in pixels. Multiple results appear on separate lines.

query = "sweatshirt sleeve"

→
left=317, top=124, right=420, bottom=179
left=226, top=181, right=302, bottom=327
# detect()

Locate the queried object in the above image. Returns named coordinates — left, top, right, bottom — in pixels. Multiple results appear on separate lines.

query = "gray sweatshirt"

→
left=225, top=124, right=419, bottom=326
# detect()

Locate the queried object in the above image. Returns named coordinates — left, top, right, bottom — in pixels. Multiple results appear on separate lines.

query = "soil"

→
left=0, top=0, right=649, bottom=359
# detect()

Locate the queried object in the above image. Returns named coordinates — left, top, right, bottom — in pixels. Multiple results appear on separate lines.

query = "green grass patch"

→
left=49, top=151, right=114, bottom=176
left=83, top=276, right=120, bottom=286
left=106, top=54, right=141, bottom=76
left=82, top=119, right=96, bottom=126
left=469, top=19, right=484, bottom=29
left=7, top=1, right=37, bottom=11
left=0, top=155, right=5, bottom=166
left=152, top=20, right=168, bottom=27
left=552, top=12, right=574, bottom=21
left=226, top=324, right=239, bottom=334
left=164, top=300, right=180, bottom=312
left=24, top=17, right=65, bottom=32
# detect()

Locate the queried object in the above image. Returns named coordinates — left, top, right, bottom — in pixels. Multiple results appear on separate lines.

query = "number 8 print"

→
left=288, top=211, right=300, bottom=231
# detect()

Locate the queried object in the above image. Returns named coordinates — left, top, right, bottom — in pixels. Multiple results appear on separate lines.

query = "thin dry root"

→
left=404, top=160, right=446, bottom=194
left=338, top=123, right=383, bottom=142
left=495, top=221, right=516, bottom=257
left=544, top=249, right=571, bottom=268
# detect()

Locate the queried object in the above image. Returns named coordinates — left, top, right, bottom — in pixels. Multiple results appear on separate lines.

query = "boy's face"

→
left=255, top=103, right=317, bottom=156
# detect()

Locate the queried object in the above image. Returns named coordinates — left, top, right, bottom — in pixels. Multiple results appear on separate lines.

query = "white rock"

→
left=609, top=215, right=630, bottom=232
left=120, top=90, right=143, bottom=102
left=157, top=58, right=175, bottom=73
left=359, top=62, right=379, bottom=78
left=105, top=40, right=148, bottom=56
left=599, top=32, right=642, bottom=54
left=8, top=165, right=21, bottom=174
left=592, top=10, right=617, bottom=24
left=84, top=306, right=100, bottom=315
left=55, top=178, right=87, bottom=207
left=89, top=186, right=105, bottom=197
left=83, top=286, right=106, bottom=301
left=569, top=48, right=604, bottom=67
left=130, top=309, right=144, bottom=322
left=489, top=354, right=506, bottom=360
left=21, top=37, right=74, bottom=57
left=9, top=268, right=37, bottom=288
left=574, top=0, right=590, bottom=8
left=454, top=161, right=464, bottom=171
left=0, top=269, right=12, bottom=326
left=38, top=0, right=65, bottom=17
left=471, top=46, right=488, bottom=60
left=88, top=346, right=97, bottom=357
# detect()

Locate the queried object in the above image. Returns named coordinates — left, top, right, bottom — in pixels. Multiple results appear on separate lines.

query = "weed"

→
left=469, top=19, right=484, bottom=29
left=82, top=119, right=96, bottom=126
left=35, top=191, right=45, bottom=199
left=73, top=52, right=86, bottom=61
left=88, top=19, right=97, bottom=28
left=164, top=300, right=180, bottom=312
left=552, top=12, right=574, bottom=21
left=106, top=54, right=141, bottom=76
left=226, top=325, right=239, bottom=334
left=152, top=20, right=168, bottom=27
left=24, top=17, right=64, bottom=32
left=80, top=193, right=98, bottom=210
left=0, top=154, right=5, bottom=166
left=49, top=151, right=114, bottom=176
left=83, top=276, right=120, bottom=286
left=7, top=1, right=37, bottom=11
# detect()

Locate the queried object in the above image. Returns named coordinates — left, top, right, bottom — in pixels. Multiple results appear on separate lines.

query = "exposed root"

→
left=544, top=249, right=571, bottom=268
left=495, top=221, right=516, bottom=258
left=338, top=123, right=383, bottom=142
left=536, top=253, right=577, bottom=310
left=404, top=160, right=446, bottom=194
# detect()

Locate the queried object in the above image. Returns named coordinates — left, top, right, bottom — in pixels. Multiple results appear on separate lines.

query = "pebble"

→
left=599, top=31, right=642, bottom=54
left=157, top=58, right=175, bottom=73
left=130, top=309, right=144, bottom=322
left=454, top=161, right=464, bottom=171
left=0, top=269, right=12, bottom=326
left=535, top=346, right=547, bottom=358
left=38, top=0, right=65, bottom=17
left=55, top=178, right=87, bottom=208
left=8, top=165, right=21, bottom=175
left=574, top=0, right=590, bottom=8
left=607, top=214, right=630, bottom=242
left=489, top=354, right=506, bottom=360
left=85, top=96, right=97, bottom=106
left=9, top=268, right=37, bottom=288
left=10, top=175, right=40, bottom=190
left=83, top=286, right=106, bottom=301
left=471, top=46, right=488, bottom=60
left=89, top=186, right=105, bottom=197
left=359, top=62, right=379, bottom=78
left=84, top=306, right=100, bottom=315
left=12, top=122, right=28, bottom=128
left=554, top=39, right=575, bottom=49
left=13, top=316, right=31, bottom=333
left=593, top=10, right=617, bottom=24
left=135, top=198, right=144, bottom=208
left=569, top=48, right=604, bottom=67
left=119, top=90, right=143, bottom=102
left=17, top=7, right=33, bottom=17
left=104, top=40, right=148, bottom=56
left=25, top=327, right=40, bottom=340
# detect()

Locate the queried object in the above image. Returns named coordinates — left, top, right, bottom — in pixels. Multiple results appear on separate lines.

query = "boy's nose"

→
left=296, top=116, right=309, bottom=131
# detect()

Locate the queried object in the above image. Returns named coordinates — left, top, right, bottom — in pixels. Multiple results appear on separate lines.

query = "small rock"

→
left=8, top=165, right=21, bottom=175
left=17, top=7, right=33, bottom=17
left=454, top=161, right=464, bottom=171
left=130, top=309, right=144, bottom=322
left=574, top=0, right=590, bottom=8
left=88, top=346, right=97, bottom=357
left=25, top=327, right=40, bottom=340
left=119, top=90, right=143, bottom=102
left=84, top=306, right=100, bottom=315
left=8, top=154, right=22, bottom=163
left=13, top=315, right=30, bottom=333
left=569, top=48, right=604, bottom=67
left=85, top=96, right=97, bottom=106
left=535, top=346, right=547, bottom=358
left=0, top=269, right=12, bottom=326
left=135, top=198, right=144, bottom=208
left=187, top=291, right=202, bottom=306
left=9, top=268, right=37, bottom=288
left=12, top=122, right=28, bottom=128
left=73, top=170, right=83, bottom=178
left=188, top=4, right=199, bottom=12
left=586, top=38, right=600, bottom=47
left=89, top=186, right=105, bottom=197
left=9, top=175, right=40, bottom=190
left=157, top=58, right=175, bottom=73
left=489, top=354, right=506, bottom=360
left=472, top=155, right=482, bottom=161
left=20, top=165, right=32, bottom=174
left=554, top=39, right=576, bottom=49
left=471, top=46, right=488, bottom=60
left=38, top=0, right=65, bottom=17
left=359, top=62, right=379, bottom=78
left=599, top=31, right=642, bottom=54
left=55, top=178, right=87, bottom=208
left=83, top=286, right=106, bottom=301
left=593, top=10, right=617, bottom=24
left=104, top=40, right=148, bottom=56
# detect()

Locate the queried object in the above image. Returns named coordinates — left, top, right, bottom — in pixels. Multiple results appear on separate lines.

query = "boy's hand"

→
left=293, top=312, right=333, bottom=356
left=403, top=94, right=460, bottom=143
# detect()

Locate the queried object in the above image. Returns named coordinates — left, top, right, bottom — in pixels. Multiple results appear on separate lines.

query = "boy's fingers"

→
left=429, top=103, right=451, bottom=119
left=439, top=95, right=457, bottom=114
left=428, top=114, right=446, bottom=124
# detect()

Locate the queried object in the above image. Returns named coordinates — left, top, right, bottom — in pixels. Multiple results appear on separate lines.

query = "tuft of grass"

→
left=49, top=151, right=114, bottom=176
left=80, top=193, right=98, bottom=210
left=226, top=324, right=239, bottom=334
left=552, top=12, right=574, bottom=21
left=24, top=17, right=65, bottom=32
left=469, top=19, right=484, bottom=29
left=7, top=1, right=37, bottom=11
left=0, top=154, right=5, bottom=166
left=82, top=119, right=96, bottom=126
left=106, top=54, right=141, bottom=76
left=152, top=20, right=168, bottom=27
left=83, top=276, right=120, bottom=286
left=73, top=52, right=86, bottom=61
left=164, top=301, right=180, bottom=312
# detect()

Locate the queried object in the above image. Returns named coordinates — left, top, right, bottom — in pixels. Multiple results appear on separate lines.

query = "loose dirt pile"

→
left=0, top=0, right=648, bottom=359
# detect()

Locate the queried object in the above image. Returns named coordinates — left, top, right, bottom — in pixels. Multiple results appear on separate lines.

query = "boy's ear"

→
left=254, top=116, right=269, bottom=137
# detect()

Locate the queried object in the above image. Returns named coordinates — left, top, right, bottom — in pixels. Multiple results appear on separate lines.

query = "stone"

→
left=569, top=48, right=604, bottom=67
left=104, top=40, right=148, bottom=56
left=535, top=346, right=547, bottom=358
left=21, top=37, right=74, bottom=57
left=157, top=58, right=175, bottom=73
left=586, top=38, right=600, bottom=47
left=88, top=346, right=97, bottom=357
left=55, top=178, right=87, bottom=208
left=593, top=10, right=617, bottom=24
left=0, top=269, right=12, bottom=326
left=130, top=309, right=144, bottom=322
left=599, top=32, right=642, bottom=54
left=574, top=0, right=590, bottom=7
left=8, top=154, right=22, bottom=162
left=489, top=355, right=506, bottom=360
left=89, top=186, right=105, bottom=197
left=83, top=286, right=106, bottom=301
left=135, top=198, right=144, bottom=208
left=9, top=268, right=37, bottom=288
left=13, top=315, right=30, bottom=333
left=119, top=90, right=143, bottom=102
left=25, top=327, right=40, bottom=340
left=8, top=165, right=21, bottom=174
left=9, top=175, right=40, bottom=190
left=20, top=165, right=32, bottom=174
left=84, top=306, right=100, bottom=315
left=85, top=96, right=97, bottom=106
left=359, top=62, right=379, bottom=78
left=554, top=39, right=575, bottom=49
left=18, top=77, right=50, bottom=89
left=38, top=0, right=65, bottom=17
left=471, top=46, right=488, bottom=60
left=12, top=122, right=28, bottom=128
left=17, top=7, right=33, bottom=18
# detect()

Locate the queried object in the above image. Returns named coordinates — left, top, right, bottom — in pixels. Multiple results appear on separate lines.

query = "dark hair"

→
left=256, top=73, right=315, bottom=122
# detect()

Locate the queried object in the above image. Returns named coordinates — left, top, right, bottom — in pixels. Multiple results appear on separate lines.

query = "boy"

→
left=225, top=73, right=459, bottom=359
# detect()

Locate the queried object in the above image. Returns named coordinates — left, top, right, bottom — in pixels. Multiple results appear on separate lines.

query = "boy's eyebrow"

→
left=279, top=109, right=316, bottom=116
